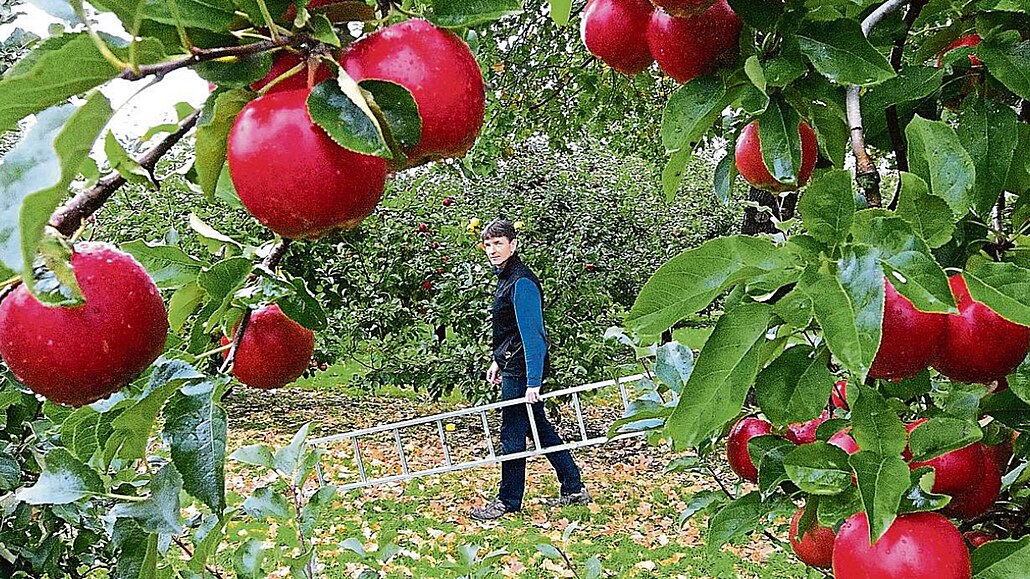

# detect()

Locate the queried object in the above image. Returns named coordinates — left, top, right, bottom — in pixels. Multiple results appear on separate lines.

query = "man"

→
left=470, top=219, right=591, bottom=521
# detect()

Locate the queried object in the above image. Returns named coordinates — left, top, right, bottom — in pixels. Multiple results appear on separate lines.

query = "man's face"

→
left=483, top=236, right=517, bottom=267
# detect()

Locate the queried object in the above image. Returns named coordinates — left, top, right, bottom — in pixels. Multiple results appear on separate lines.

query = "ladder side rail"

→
left=525, top=402, right=543, bottom=451
left=436, top=420, right=453, bottom=466
left=307, top=374, right=643, bottom=446
left=572, top=391, right=588, bottom=442
left=480, top=411, right=497, bottom=458
left=393, top=429, right=409, bottom=475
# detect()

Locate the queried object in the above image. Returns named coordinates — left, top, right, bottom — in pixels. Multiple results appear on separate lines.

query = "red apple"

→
left=0, top=243, right=168, bottom=407
left=442, top=197, right=454, bottom=206
left=905, top=420, right=989, bottom=510
left=646, top=0, right=741, bottom=83
left=227, top=304, right=314, bottom=389
left=726, top=416, right=773, bottom=482
left=734, top=119, right=818, bottom=193
left=250, top=52, right=331, bottom=94
left=785, top=410, right=830, bottom=445
left=831, top=379, right=848, bottom=410
left=963, top=530, right=995, bottom=549
left=933, top=273, right=1030, bottom=384
left=829, top=429, right=860, bottom=455
left=832, top=512, right=971, bottom=579
left=943, top=444, right=1000, bottom=519
left=580, top=0, right=654, bottom=75
left=341, top=19, right=485, bottom=165
left=870, top=278, right=948, bottom=380
left=789, top=507, right=835, bottom=569
left=227, top=88, right=388, bottom=239
left=650, top=0, right=716, bottom=17
left=940, top=33, right=983, bottom=67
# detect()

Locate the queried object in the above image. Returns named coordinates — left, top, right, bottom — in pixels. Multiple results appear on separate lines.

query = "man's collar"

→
left=493, top=254, right=520, bottom=276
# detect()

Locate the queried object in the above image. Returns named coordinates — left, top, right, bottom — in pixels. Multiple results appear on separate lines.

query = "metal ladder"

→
left=309, top=374, right=645, bottom=490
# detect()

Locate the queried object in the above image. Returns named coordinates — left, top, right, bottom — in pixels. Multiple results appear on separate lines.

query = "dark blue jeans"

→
left=497, top=374, right=584, bottom=511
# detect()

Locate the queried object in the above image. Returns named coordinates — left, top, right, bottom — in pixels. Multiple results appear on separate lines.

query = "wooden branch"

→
left=118, top=35, right=315, bottom=81
left=50, top=108, right=202, bottom=237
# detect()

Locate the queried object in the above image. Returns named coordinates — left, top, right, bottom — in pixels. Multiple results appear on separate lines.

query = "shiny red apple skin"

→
left=963, top=530, right=995, bottom=549
left=734, top=119, right=818, bottom=193
left=870, top=278, right=948, bottom=380
left=651, top=0, right=716, bottom=16
left=646, top=0, right=741, bottom=83
left=785, top=410, right=829, bottom=445
left=941, top=34, right=983, bottom=67
left=831, top=379, right=848, bottom=409
left=0, top=243, right=168, bottom=407
left=828, top=429, right=860, bottom=455
left=250, top=52, right=331, bottom=94
left=933, top=274, right=1030, bottom=384
left=789, top=507, right=835, bottom=568
left=833, top=512, right=971, bottom=579
left=227, top=89, right=388, bottom=239
left=943, top=445, right=1000, bottom=519
left=228, top=304, right=314, bottom=389
left=341, top=19, right=485, bottom=165
left=726, top=417, right=773, bottom=482
left=581, top=0, right=654, bottom=75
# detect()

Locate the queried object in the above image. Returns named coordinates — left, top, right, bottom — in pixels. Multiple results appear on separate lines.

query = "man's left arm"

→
left=513, top=278, right=546, bottom=403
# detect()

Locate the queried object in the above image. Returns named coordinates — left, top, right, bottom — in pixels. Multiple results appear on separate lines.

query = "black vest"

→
left=491, top=255, right=549, bottom=378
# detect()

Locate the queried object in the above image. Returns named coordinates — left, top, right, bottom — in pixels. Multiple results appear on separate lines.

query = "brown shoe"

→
left=470, top=499, right=515, bottom=520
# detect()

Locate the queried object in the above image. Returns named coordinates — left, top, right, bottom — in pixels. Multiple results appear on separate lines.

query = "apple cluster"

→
left=726, top=385, right=1016, bottom=577
left=579, top=0, right=742, bottom=83
left=871, top=274, right=1030, bottom=384
left=227, top=18, right=486, bottom=240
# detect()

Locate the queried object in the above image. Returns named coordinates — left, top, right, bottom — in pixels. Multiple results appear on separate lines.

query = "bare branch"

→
left=118, top=35, right=315, bottom=82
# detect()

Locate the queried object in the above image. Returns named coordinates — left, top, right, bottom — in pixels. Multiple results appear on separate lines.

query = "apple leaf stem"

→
left=119, top=34, right=315, bottom=82
left=846, top=0, right=911, bottom=208
left=50, top=109, right=202, bottom=237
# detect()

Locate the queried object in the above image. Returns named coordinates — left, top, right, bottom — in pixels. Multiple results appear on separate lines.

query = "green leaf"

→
left=106, top=379, right=181, bottom=463
left=859, top=66, right=944, bottom=141
left=307, top=75, right=391, bottom=158
left=310, top=13, right=341, bottom=47
left=273, top=422, right=310, bottom=474
left=233, top=539, right=269, bottom=579
left=243, top=485, right=291, bottom=520
left=654, top=341, right=694, bottom=393
left=163, top=380, right=227, bottom=514
left=662, top=146, right=693, bottom=200
left=749, top=435, right=796, bottom=498
left=849, top=213, right=955, bottom=314
left=963, top=261, right=1030, bottom=327
left=851, top=451, right=910, bottom=543
left=726, top=0, right=783, bottom=32
left=744, top=56, right=766, bottom=94
left=111, top=463, right=183, bottom=534
left=136, top=0, right=234, bottom=32
left=666, top=303, right=771, bottom=449
left=850, top=384, right=906, bottom=456
left=755, top=345, right=833, bottom=426
left=193, top=52, right=272, bottom=89
left=797, top=169, right=855, bottom=245
left=104, top=131, right=152, bottom=186
left=61, top=405, right=115, bottom=464
left=168, top=282, right=206, bottom=332
left=707, top=492, right=788, bottom=552
left=628, top=236, right=787, bottom=336
left=905, top=115, right=976, bottom=216
left=797, top=19, right=896, bottom=86
left=957, top=97, right=1018, bottom=217
left=899, top=466, right=951, bottom=513
left=799, top=255, right=882, bottom=381
left=112, top=519, right=159, bottom=579
left=299, top=485, right=337, bottom=534
left=977, top=36, right=1030, bottom=101
left=16, top=448, right=104, bottom=504
left=662, top=76, right=728, bottom=152
left=537, top=544, right=562, bottom=560
left=894, top=172, right=955, bottom=249
left=0, top=94, right=113, bottom=288
left=0, top=33, right=117, bottom=130
left=547, top=0, right=572, bottom=25
left=973, top=536, right=1030, bottom=578
left=0, top=452, right=20, bottom=490
left=713, top=150, right=735, bottom=204
left=907, top=417, right=983, bottom=462
left=783, top=442, right=854, bottom=495
left=196, top=88, right=252, bottom=198
left=360, top=80, right=422, bottom=153
left=121, top=240, right=207, bottom=290
left=756, top=98, right=803, bottom=186
left=427, top=0, right=522, bottom=27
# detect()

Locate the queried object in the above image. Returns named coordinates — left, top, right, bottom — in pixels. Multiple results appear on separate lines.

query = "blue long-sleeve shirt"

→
left=512, top=277, right=547, bottom=387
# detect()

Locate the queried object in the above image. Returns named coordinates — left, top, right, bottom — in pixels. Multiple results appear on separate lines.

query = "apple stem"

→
left=196, top=343, right=233, bottom=359
left=50, top=109, right=202, bottom=237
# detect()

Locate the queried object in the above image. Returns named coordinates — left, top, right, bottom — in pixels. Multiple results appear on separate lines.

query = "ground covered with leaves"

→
left=222, top=383, right=813, bottom=579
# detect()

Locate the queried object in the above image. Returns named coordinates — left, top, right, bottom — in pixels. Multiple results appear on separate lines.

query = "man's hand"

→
left=526, top=387, right=542, bottom=404
left=486, top=361, right=501, bottom=385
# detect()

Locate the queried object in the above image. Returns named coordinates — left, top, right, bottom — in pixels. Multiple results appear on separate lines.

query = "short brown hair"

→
left=480, top=218, right=517, bottom=241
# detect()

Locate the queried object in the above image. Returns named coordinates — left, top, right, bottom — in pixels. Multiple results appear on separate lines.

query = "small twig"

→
left=552, top=544, right=582, bottom=579
left=172, top=535, right=225, bottom=579
left=118, top=35, right=314, bottom=81
left=884, top=0, right=928, bottom=210
left=50, top=109, right=202, bottom=236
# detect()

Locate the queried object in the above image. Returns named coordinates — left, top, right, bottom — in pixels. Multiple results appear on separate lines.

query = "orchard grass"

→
left=224, top=379, right=811, bottom=579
